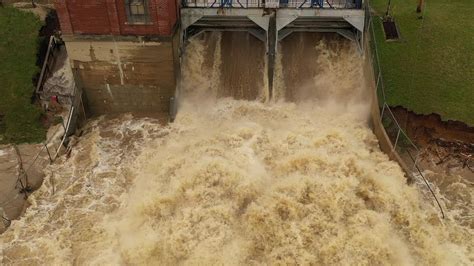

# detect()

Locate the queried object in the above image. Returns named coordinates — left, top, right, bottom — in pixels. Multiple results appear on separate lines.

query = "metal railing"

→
left=182, top=0, right=362, bottom=9
left=365, top=2, right=445, bottom=218
left=1, top=37, right=85, bottom=228
left=36, top=36, right=60, bottom=96
left=1, top=83, right=84, bottom=228
left=182, top=0, right=267, bottom=8
left=286, top=0, right=361, bottom=9
left=1, top=36, right=59, bottom=229
left=35, top=36, right=76, bottom=107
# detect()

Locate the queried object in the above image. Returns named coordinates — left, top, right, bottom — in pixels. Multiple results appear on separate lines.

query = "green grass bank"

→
left=370, top=0, right=474, bottom=125
left=0, top=7, right=46, bottom=144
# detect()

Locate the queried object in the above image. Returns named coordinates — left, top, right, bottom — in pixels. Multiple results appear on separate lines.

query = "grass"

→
left=0, top=7, right=46, bottom=144
left=370, top=0, right=474, bottom=125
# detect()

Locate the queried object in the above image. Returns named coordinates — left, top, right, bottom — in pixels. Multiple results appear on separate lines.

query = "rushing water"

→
left=1, top=33, right=472, bottom=265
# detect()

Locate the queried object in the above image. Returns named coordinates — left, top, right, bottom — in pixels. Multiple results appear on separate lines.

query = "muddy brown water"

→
left=1, top=32, right=473, bottom=264
left=187, top=31, right=266, bottom=101
left=281, top=32, right=326, bottom=102
left=220, top=32, right=266, bottom=100
left=279, top=33, right=369, bottom=105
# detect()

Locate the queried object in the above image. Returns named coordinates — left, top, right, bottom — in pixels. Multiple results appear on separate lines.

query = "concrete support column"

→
left=267, top=10, right=277, bottom=99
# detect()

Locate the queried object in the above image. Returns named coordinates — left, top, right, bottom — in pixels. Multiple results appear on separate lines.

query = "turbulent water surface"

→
left=1, top=33, right=472, bottom=265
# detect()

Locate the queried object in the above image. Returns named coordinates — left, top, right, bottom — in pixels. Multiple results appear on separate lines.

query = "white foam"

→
left=1, top=33, right=472, bottom=265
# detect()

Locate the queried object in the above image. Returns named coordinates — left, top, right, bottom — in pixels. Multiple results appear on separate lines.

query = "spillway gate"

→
left=180, top=0, right=365, bottom=98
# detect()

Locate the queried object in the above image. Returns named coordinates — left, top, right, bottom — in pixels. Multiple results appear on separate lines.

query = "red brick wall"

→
left=55, top=0, right=178, bottom=36
left=68, top=0, right=111, bottom=35
left=55, top=0, right=73, bottom=35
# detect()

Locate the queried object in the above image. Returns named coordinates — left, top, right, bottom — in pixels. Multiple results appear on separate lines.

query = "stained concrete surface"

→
left=66, top=38, right=177, bottom=114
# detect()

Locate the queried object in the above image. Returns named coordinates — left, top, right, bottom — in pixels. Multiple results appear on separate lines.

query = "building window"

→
left=125, top=0, right=150, bottom=24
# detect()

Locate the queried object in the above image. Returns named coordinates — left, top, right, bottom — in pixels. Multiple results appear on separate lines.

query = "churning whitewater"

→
left=1, top=33, right=472, bottom=265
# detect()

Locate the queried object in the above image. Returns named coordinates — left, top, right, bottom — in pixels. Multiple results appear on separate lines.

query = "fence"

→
left=35, top=36, right=60, bottom=96
left=284, top=0, right=361, bottom=8
left=0, top=84, right=84, bottom=228
left=1, top=37, right=85, bottom=229
left=182, top=0, right=361, bottom=9
left=365, top=2, right=445, bottom=218
left=1, top=85, right=84, bottom=229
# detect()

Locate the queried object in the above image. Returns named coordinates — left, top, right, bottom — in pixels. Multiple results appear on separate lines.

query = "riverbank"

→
left=391, top=106, right=473, bottom=228
left=0, top=120, right=69, bottom=233
left=0, top=4, right=75, bottom=233
left=370, top=0, right=474, bottom=125
left=0, top=144, right=48, bottom=233
left=0, top=6, right=47, bottom=144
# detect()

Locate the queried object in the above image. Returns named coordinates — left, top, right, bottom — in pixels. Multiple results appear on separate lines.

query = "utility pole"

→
left=416, top=0, right=424, bottom=13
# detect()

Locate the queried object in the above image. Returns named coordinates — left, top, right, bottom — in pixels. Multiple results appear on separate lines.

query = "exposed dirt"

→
left=392, top=106, right=474, bottom=145
left=391, top=106, right=473, bottom=178
left=391, top=106, right=473, bottom=228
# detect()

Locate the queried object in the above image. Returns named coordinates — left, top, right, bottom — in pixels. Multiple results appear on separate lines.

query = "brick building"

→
left=55, top=0, right=180, bottom=115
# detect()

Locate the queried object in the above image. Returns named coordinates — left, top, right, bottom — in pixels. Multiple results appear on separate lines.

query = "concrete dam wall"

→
left=65, top=34, right=180, bottom=115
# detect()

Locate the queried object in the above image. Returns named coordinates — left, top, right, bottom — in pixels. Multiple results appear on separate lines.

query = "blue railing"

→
left=182, top=0, right=362, bottom=9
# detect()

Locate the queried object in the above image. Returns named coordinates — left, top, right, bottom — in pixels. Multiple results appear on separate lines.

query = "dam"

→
left=0, top=0, right=472, bottom=264
left=53, top=0, right=364, bottom=114
left=180, top=0, right=364, bottom=99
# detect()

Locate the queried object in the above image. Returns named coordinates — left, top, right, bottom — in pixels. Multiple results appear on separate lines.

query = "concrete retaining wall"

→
left=363, top=37, right=413, bottom=180
left=65, top=34, right=179, bottom=115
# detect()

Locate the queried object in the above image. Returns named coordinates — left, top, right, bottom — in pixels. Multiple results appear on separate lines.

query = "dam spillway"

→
left=180, top=0, right=365, bottom=99
left=1, top=31, right=472, bottom=264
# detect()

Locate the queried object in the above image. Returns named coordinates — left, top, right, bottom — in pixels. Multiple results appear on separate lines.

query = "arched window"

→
left=125, top=0, right=150, bottom=24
